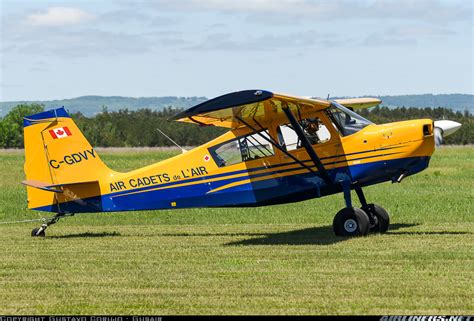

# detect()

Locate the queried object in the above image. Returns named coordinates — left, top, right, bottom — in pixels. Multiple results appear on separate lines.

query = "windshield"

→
left=326, top=102, right=373, bottom=136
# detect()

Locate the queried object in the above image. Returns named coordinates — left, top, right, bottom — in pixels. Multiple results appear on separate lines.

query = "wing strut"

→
left=234, top=116, right=316, bottom=174
left=281, top=106, right=333, bottom=184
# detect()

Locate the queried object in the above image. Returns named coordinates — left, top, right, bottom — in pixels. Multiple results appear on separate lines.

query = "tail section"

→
left=23, top=107, right=112, bottom=212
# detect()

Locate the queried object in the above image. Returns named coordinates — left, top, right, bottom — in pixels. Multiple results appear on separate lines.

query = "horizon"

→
left=1, top=1, right=473, bottom=101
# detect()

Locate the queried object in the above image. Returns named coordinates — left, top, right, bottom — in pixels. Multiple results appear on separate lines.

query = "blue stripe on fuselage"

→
left=107, top=145, right=406, bottom=199
left=32, top=156, right=430, bottom=213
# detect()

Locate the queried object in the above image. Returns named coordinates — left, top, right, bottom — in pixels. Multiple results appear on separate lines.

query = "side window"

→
left=278, top=117, right=331, bottom=151
left=210, top=130, right=275, bottom=167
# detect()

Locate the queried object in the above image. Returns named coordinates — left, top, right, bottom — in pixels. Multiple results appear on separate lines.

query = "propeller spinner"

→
left=433, top=120, right=462, bottom=146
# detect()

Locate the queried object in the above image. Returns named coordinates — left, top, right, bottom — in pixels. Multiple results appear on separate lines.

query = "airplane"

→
left=22, top=90, right=462, bottom=237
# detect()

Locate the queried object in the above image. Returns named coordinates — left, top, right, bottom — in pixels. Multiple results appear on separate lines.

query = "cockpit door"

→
left=275, top=110, right=341, bottom=163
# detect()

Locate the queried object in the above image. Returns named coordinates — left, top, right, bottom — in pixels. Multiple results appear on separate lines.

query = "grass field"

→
left=0, top=147, right=473, bottom=315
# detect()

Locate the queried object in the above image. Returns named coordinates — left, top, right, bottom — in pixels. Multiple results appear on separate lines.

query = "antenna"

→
left=326, top=94, right=330, bottom=100
left=156, top=128, right=187, bottom=153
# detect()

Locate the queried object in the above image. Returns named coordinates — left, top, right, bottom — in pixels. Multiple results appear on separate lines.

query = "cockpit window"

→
left=326, top=102, right=373, bottom=136
left=277, top=117, right=331, bottom=151
left=209, top=130, right=274, bottom=167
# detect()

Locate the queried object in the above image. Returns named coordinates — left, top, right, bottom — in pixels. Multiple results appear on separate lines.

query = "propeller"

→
left=433, top=120, right=462, bottom=147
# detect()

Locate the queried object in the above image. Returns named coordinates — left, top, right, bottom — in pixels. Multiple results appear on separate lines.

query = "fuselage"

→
left=34, top=115, right=435, bottom=214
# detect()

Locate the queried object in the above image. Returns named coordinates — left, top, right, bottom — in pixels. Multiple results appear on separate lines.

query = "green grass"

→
left=0, top=147, right=473, bottom=314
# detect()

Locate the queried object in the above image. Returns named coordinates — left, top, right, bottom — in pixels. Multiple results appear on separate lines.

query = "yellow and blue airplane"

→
left=22, top=90, right=461, bottom=237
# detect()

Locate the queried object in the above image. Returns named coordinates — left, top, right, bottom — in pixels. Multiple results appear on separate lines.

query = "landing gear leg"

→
left=333, top=181, right=370, bottom=237
left=355, top=187, right=390, bottom=233
left=31, top=213, right=71, bottom=237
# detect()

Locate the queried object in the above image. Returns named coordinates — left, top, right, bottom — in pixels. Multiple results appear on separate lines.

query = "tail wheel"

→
left=31, top=227, right=45, bottom=237
left=363, top=204, right=390, bottom=233
left=333, top=207, right=370, bottom=237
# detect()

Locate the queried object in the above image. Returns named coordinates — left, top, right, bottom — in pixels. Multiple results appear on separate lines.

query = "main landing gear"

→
left=332, top=185, right=390, bottom=237
left=31, top=213, right=72, bottom=237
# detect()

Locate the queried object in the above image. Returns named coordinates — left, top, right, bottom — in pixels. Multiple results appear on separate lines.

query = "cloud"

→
left=189, top=30, right=345, bottom=51
left=151, top=0, right=473, bottom=24
left=29, top=65, right=49, bottom=73
left=362, top=33, right=418, bottom=47
left=386, top=25, right=456, bottom=37
left=362, top=24, right=457, bottom=47
left=99, top=9, right=149, bottom=24
left=2, top=1, right=468, bottom=60
left=2, top=25, right=189, bottom=58
left=367, top=0, right=472, bottom=23
left=25, top=7, right=95, bottom=27
left=12, top=28, right=154, bottom=57
left=1, top=7, right=186, bottom=58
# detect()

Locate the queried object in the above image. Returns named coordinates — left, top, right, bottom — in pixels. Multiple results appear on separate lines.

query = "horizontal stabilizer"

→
left=22, top=179, right=98, bottom=193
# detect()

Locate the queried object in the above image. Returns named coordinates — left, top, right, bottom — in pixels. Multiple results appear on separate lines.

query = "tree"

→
left=0, top=103, right=44, bottom=148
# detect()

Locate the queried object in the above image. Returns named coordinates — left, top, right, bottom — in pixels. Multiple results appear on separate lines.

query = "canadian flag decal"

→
left=49, top=126, right=72, bottom=139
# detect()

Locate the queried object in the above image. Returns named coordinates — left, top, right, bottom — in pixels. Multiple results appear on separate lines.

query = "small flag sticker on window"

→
left=49, top=126, right=72, bottom=139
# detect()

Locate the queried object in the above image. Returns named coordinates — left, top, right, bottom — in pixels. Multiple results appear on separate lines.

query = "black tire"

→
left=333, top=207, right=370, bottom=237
left=362, top=204, right=390, bottom=233
left=31, top=227, right=45, bottom=237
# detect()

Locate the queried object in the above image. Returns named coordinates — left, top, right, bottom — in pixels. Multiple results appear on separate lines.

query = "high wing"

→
left=333, top=97, right=381, bottom=110
left=171, top=90, right=330, bottom=128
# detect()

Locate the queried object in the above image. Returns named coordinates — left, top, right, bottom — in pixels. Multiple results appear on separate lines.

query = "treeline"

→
left=73, top=107, right=226, bottom=147
left=0, top=103, right=44, bottom=148
left=0, top=103, right=472, bottom=148
left=0, top=104, right=226, bottom=148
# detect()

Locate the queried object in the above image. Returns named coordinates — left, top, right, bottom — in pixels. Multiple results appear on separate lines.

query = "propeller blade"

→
left=434, top=127, right=444, bottom=147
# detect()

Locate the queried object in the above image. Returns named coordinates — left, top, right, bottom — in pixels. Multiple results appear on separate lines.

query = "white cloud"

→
left=25, top=7, right=95, bottom=27
left=152, top=0, right=472, bottom=23
left=386, top=25, right=456, bottom=37
left=7, top=28, right=154, bottom=57
left=189, top=30, right=345, bottom=51
left=362, top=24, right=457, bottom=47
left=362, top=33, right=418, bottom=47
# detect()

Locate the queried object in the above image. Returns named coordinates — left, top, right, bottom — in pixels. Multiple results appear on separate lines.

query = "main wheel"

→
left=333, top=207, right=370, bottom=237
left=31, top=227, right=45, bottom=237
left=362, top=204, right=390, bottom=233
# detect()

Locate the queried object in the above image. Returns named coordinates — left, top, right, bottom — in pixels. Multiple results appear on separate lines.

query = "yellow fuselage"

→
left=24, top=106, right=434, bottom=213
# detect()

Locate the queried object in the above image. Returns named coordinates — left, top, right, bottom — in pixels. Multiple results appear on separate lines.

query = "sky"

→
left=0, top=0, right=473, bottom=101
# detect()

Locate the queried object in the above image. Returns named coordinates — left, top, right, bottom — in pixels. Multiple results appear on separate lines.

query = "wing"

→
left=334, top=97, right=381, bottom=110
left=171, top=89, right=330, bottom=128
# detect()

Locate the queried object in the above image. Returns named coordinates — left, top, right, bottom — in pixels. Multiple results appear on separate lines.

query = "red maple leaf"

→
left=56, top=129, right=64, bottom=135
